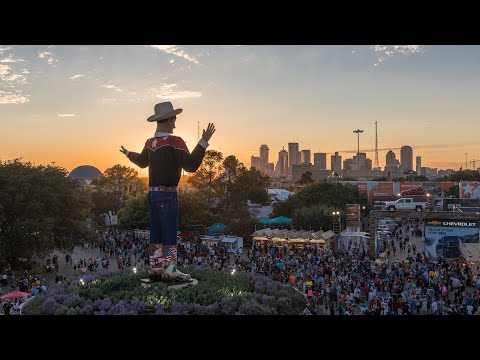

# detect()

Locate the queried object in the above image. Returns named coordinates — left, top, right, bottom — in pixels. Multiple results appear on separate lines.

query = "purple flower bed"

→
left=23, top=268, right=306, bottom=315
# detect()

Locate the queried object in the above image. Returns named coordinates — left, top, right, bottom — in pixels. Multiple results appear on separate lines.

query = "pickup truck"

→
left=384, top=198, right=427, bottom=212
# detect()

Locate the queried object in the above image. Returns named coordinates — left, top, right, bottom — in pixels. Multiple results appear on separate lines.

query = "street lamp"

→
left=353, top=129, right=364, bottom=181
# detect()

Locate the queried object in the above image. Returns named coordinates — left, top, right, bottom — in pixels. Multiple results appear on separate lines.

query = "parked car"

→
left=401, top=187, right=425, bottom=196
left=384, top=198, right=428, bottom=212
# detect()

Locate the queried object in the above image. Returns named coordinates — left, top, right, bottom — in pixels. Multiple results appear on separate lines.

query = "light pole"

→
left=353, top=129, right=364, bottom=181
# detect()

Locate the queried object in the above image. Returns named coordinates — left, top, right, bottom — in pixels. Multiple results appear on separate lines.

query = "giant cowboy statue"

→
left=120, top=102, right=215, bottom=284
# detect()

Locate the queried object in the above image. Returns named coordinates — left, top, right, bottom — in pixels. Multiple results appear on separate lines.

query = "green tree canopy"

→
left=0, top=159, right=94, bottom=267
left=91, top=164, right=147, bottom=219
left=298, top=171, right=313, bottom=184
left=439, top=170, right=480, bottom=182
left=117, top=194, right=149, bottom=229
left=292, top=205, right=335, bottom=232
left=272, top=181, right=367, bottom=219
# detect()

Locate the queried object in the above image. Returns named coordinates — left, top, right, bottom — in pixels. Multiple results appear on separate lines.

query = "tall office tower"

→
left=278, top=147, right=288, bottom=177
left=259, top=145, right=269, bottom=170
left=250, top=156, right=260, bottom=169
left=416, top=156, right=422, bottom=174
left=300, top=150, right=311, bottom=165
left=331, top=152, right=342, bottom=173
left=400, top=145, right=413, bottom=173
left=386, top=150, right=397, bottom=165
left=314, top=152, right=327, bottom=170
left=288, top=142, right=299, bottom=173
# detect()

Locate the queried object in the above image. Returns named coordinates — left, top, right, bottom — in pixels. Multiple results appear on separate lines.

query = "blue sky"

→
left=1, top=45, right=480, bottom=173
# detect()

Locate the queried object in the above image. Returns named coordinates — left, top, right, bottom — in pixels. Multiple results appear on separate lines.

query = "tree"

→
left=117, top=194, right=149, bottom=229
left=440, top=170, right=480, bottom=182
left=187, top=150, right=224, bottom=206
left=298, top=171, right=313, bottom=184
left=177, top=190, right=218, bottom=230
left=0, top=159, right=94, bottom=268
left=272, top=181, right=367, bottom=219
left=292, top=205, right=335, bottom=232
left=219, top=155, right=245, bottom=213
left=235, top=168, right=271, bottom=205
left=91, top=164, right=147, bottom=219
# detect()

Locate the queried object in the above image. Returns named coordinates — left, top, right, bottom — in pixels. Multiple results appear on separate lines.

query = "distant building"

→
left=277, top=148, right=288, bottom=177
left=250, top=156, right=260, bottom=169
left=385, top=150, right=400, bottom=177
left=331, top=152, right=342, bottom=173
left=300, top=150, right=311, bottom=165
left=288, top=142, right=300, bottom=174
left=259, top=145, right=269, bottom=170
left=416, top=156, right=422, bottom=174
left=314, top=152, right=327, bottom=170
left=69, top=165, right=103, bottom=186
left=400, top=146, right=413, bottom=173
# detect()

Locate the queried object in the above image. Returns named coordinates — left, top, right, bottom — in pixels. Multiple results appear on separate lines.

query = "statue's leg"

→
left=160, top=192, right=191, bottom=282
left=147, top=192, right=167, bottom=279
left=148, top=244, right=165, bottom=277
left=162, top=245, right=191, bottom=281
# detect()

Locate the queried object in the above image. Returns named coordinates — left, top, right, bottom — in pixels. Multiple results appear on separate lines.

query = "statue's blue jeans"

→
left=147, top=191, right=178, bottom=246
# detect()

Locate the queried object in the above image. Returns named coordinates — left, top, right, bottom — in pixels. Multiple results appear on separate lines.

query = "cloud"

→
left=149, top=83, right=202, bottom=100
left=69, top=74, right=86, bottom=80
left=0, top=56, right=24, bottom=63
left=0, top=46, right=12, bottom=53
left=57, top=113, right=78, bottom=117
left=0, top=64, right=27, bottom=84
left=38, top=51, right=58, bottom=65
left=369, top=45, right=424, bottom=66
left=0, top=64, right=9, bottom=75
left=149, top=45, right=200, bottom=64
left=101, top=84, right=123, bottom=92
left=0, top=90, right=29, bottom=104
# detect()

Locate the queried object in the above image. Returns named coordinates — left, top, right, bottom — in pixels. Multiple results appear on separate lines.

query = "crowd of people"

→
left=3, top=218, right=480, bottom=316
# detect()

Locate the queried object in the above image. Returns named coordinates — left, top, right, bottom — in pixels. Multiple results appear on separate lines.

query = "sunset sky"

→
left=1, top=45, right=480, bottom=174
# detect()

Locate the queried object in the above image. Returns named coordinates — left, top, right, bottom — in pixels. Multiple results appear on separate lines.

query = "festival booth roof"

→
left=209, top=223, right=226, bottom=233
left=271, top=216, right=292, bottom=224
left=260, top=218, right=273, bottom=224
left=221, top=236, right=238, bottom=243
left=309, top=239, right=326, bottom=244
left=321, top=230, right=336, bottom=240
left=0, top=291, right=30, bottom=300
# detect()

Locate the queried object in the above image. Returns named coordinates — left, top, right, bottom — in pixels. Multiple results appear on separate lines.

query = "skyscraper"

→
left=288, top=142, right=299, bottom=173
left=300, top=150, right=311, bottom=165
left=331, top=152, right=342, bottom=173
left=416, top=156, right=422, bottom=174
left=400, top=146, right=413, bottom=173
left=250, top=156, right=260, bottom=169
left=259, top=145, right=269, bottom=170
left=278, top=147, right=288, bottom=177
left=386, top=150, right=397, bottom=166
left=314, top=152, right=327, bottom=170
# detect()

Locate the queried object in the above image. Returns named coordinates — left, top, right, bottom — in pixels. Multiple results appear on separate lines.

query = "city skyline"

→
left=2, top=45, right=480, bottom=173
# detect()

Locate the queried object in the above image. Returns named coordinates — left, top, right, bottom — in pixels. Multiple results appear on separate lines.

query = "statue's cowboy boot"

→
left=161, top=245, right=191, bottom=282
left=147, top=244, right=167, bottom=279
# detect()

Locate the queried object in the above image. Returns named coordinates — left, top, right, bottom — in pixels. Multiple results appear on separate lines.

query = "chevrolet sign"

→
left=442, top=222, right=478, bottom=227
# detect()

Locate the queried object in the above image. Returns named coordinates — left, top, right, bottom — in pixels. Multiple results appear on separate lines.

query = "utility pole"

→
left=197, top=122, right=200, bottom=143
left=471, top=159, right=478, bottom=171
left=465, top=153, right=468, bottom=170
left=374, top=121, right=379, bottom=168
left=353, top=129, right=364, bottom=181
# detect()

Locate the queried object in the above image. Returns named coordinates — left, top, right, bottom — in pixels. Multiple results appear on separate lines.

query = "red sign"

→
left=438, top=182, right=455, bottom=191
left=400, top=182, right=422, bottom=192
